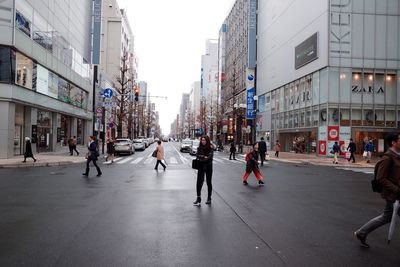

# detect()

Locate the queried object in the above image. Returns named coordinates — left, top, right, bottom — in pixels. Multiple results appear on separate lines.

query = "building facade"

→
left=257, top=0, right=400, bottom=155
left=0, top=0, right=94, bottom=158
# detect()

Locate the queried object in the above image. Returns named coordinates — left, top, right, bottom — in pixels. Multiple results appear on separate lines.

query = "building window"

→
left=0, top=47, right=15, bottom=83
left=15, top=10, right=31, bottom=37
left=15, top=52, right=33, bottom=89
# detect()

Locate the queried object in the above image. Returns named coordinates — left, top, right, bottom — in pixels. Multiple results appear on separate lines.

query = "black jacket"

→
left=347, top=142, right=356, bottom=152
left=24, top=140, right=33, bottom=157
left=258, top=141, right=267, bottom=153
left=230, top=143, right=236, bottom=152
left=246, top=150, right=259, bottom=172
left=88, top=142, right=99, bottom=159
left=107, top=142, right=115, bottom=154
left=196, top=145, right=213, bottom=168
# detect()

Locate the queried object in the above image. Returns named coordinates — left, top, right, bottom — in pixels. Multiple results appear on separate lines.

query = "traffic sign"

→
left=103, top=88, right=113, bottom=98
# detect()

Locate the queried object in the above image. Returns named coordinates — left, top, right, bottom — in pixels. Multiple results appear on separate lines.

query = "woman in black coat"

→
left=82, top=136, right=102, bottom=177
left=193, top=135, right=214, bottom=206
left=23, top=138, right=36, bottom=163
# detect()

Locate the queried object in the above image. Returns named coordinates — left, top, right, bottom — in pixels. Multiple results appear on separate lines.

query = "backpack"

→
left=245, top=152, right=250, bottom=162
left=372, top=156, right=393, bottom=193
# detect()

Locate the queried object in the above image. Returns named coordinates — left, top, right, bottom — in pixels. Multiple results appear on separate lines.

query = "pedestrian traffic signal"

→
left=134, top=86, right=139, bottom=101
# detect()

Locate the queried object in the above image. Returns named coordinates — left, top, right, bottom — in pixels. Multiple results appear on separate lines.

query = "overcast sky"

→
left=116, top=0, right=233, bottom=135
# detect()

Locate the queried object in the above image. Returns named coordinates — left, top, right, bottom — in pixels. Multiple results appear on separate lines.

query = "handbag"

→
left=265, top=154, right=270, bottom=161
left=192, top=159, right=199, bottom=170
left=362, top=151, right=368, bottom=158
left=152, top=150, right=157, bottom=157
left=85, top=152, right=90, bottom=159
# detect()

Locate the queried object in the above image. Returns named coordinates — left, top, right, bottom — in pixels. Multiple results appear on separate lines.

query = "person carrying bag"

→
left=82, top=135, right=102, bottom=177
left=193, top=136, right=214, bottom=206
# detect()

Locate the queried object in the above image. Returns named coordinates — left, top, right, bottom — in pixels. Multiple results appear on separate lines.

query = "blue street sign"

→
left=103, top=88, right=113, bottom=98
left=246, top=87, right=255, bottom=119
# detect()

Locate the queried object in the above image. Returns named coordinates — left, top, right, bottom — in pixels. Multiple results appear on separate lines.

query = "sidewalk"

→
left=0, top=146, right=87, bottom=168
left=222, top=146, right=376, bottom=168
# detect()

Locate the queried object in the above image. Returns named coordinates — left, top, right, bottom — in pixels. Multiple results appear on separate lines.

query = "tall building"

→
left=257, top=0, right=400, bottom=155
left=190, top=81, right=201, bottom=132
left=179, top=93, right=190, bottom=138
left=0, top=0, right=93, bottom=158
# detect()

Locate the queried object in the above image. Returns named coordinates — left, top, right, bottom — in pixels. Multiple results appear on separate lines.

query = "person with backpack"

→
left=229, top=140, right=236, bottom=160
left=332, top=141, right=341, bottom=164
left=347, top=138, right=356, bottom=163
left=243, top=143, right=265, bottom=186
left=82, top=135, right=102, bottom=177
left=193, top=135, right=214, bottom=206
left=258, top=137, right=267, bottom=166
left=354, top=133, right=400, bottom=248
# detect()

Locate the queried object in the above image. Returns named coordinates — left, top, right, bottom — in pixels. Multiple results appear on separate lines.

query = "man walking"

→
left=258, top=137, right=267, bottom=166
left=71, top=136, right=79, bottom=156
left=229, top=141, right=236, bottom=160
left=365, top=139, right=375, bottom=163
left=354, top=134, right=400, bottom=248
left=347, top=138, right=356, bottom=163
left=332, top=141, right=340, bottom=164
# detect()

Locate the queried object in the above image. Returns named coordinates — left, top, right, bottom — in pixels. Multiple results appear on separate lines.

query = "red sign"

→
left=319, top=141, right=327, bottom=155
left=339, top=141, right=345, bottom=155
left=328, top=126, right=340, bottom=141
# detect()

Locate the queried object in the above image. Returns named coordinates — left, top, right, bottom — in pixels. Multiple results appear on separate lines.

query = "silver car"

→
left=133, top=139, right=146, bottom=151
left=180, top=139, right=192, bottom=153
left=190, top=139, right=200, bottom=156
left=114, top=139, right=135, bottom=155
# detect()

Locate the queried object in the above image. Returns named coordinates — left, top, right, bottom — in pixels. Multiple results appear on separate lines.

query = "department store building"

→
left=0, top=0, right=93, bottom=158
left=256, top=0, right=400, bottom=155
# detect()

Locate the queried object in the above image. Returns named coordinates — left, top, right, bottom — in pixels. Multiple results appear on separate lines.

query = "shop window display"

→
left=15, top=52, right=33, bottom=89
left=386, top=109, right=396, bottom=127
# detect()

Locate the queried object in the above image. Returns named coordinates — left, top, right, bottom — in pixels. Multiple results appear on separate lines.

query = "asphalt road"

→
left=0, top=142, right=399, bottom=266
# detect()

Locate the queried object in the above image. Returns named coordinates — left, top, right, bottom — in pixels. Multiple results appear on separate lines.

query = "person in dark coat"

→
left=23, top=137, right=36, bottom=163
left=193, top=135, right=214, bottom=206
left=354, top=134, right=400, bottom=248
left=68, top=137, right=74, bottom=155
left=243, top=143, right=265, bottom=186
left=229, top=140, right=236, bottom=160
left=82, top=135, right=102, bottom=177
left=332, top=141, right=341, bottom=164
left=347, top=138, right=356, bottom=163
left=106, top=139, right=115, bottom=163
left=258, top=137, right=267, bottom=166
left=71, top=136, right=79, bottom=156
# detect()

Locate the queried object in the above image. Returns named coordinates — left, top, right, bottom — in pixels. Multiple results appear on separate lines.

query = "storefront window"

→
left=386, top=109, right=396, bottom=127
left=363, top=109, right=374, bottom=126
left=320, top=68, right=328, bottom=104
left=312, top=72, right=320, bottom=105
left=15, top=52, right=33, bottom=89
left=339, top=68, right=351, bottom=103
left=312, top=106, right=319, bottom=126
left=15, top=10, right=31, bottom=37
left=32, top=11, right=52, bottom=52
left=58, top=77, right=70, bottom=103
left=329, top=106, right=340, bottom=126
left=352, top=108, right=362, bottom=126
left=320, top=106, right=327, bottom=126
left=385, top=73, right=397, bottom=105
left=340, top=108, right=350, bottom=126
left=374, top=73, right=385, bottom=105
left=375, top=109, right=385, bottom=126
left=329, top=68, right=339, bottom=103
left=363, top=71, right=374, bottom=104
left=48, top=71, right=59, bottom=98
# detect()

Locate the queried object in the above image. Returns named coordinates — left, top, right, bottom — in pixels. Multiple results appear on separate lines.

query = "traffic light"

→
left=134, top=85, right=139, bottom=101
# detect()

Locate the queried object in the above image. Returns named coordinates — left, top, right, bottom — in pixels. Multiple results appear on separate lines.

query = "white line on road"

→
left=171, top=143, right=188, bottom=163
left=102, top=157, right=123, bottom=164
left=212, top=158, right=224, bottom=163
left=117, top=156, right=134, bottom=164
left=131, top=157, right=144, bottom=164
left=144, top=158, right=154, bottom=164
left=169, top=157, right=178, bottom=164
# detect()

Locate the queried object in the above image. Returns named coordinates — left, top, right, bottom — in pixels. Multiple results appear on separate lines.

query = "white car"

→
left=114, top=139, right=135, bottom=155
left=190, top=139, right=200, bottom=156
left=133, top=139, right=146, bottom=151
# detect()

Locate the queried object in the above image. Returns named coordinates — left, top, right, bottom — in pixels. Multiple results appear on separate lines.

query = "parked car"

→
left=189, top=139, right=200, bottom=156
left=114, top=139, right=135, bottom=155
left=133, top=139, right=146, bottom=151
left=180, top=139, right=192, bottom=153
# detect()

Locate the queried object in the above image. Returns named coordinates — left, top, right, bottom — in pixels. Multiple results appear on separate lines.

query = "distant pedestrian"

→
left=193, top=135, right=214, bottom=206
left=274, top=140, right=281, bottom=158
left=347, top=138, right=356, bottom=163
left=258, top=137, right=267, bottom=166
left=354, top=134, right=400, bottom=248
left=332, top=141, right=340, bottom=164
left=365, top=140, right=375, bottom=163
left=106, top=139, right=115, bottom=163
left=243, top=143, right=265, bottom=186
left=229, top=141, right=236, bottom=160
left=71, top=136, right=79, bottom=156
left=239, top=141, right=243, bottom=154
left=22, top=137, right=36, bottom=163
left=82, top=135, right=102, bottom=177
left=68, top=137, right=74, bottom=155
left=154, top=140, right=166, bottom=171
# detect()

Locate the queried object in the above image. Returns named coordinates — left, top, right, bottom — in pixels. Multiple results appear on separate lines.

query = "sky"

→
left=116, top=0, right=233, bottom=135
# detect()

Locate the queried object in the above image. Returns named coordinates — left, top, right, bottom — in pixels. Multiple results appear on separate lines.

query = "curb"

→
left=0, top=160, right=86, bottom=169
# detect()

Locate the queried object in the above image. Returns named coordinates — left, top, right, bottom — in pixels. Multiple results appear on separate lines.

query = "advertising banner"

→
left=328, top=126, right=340, bottom=141
left=318, top=140, right=327, bottom=155
left=247, top=0, right=257, bottom=68
left=318, top=126, right=327, bottom=141
left=339, top=126, right=351, bottom=141
left=246, top=68, right=255, bottom=119
left=36, top=65, right=49, bottom=96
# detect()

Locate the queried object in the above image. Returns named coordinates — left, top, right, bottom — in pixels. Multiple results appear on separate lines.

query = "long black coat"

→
left=24, top=140, right=34, bottom=157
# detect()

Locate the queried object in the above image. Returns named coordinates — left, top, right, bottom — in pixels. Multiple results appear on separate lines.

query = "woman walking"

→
left=193, top=135, right=214, bottom=206
left=82, top=135, right=102, bottom=177
left=243, top=143, right=265, bottom=186
left=154, top=140, right=166, bottom=171
left=22, top=137, right=36, bottom=163
left=274, top=140, right=281, bottom=158
left=106, top=139, right=115, bottom=163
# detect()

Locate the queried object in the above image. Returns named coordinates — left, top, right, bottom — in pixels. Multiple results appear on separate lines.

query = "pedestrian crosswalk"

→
left=102, top=155, right=248, bottom=166
left=336, top=167, right=374, bottom=175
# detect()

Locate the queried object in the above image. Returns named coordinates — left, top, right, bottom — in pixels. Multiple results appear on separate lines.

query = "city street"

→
left=0, top=142, right=399, bottom=266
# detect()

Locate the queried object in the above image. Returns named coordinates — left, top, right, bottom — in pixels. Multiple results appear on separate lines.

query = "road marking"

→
left=337, top=167, right=374, bottom=174
left=144, top=158, right=153, bottom=164
left=221, top=158, right=242, bottom=164
left=213, top=158, right=224, bottom=163
left=172, top=143, right=188, bottom=163
left=169, top=157, right=178, bottom=164
left=236, top=159, right=246, bottom=163
left=102, top=157, right=123, bottom=164
left=131, top=157, right=144, bottom=164
left=118, top=156, right=134, bottom=164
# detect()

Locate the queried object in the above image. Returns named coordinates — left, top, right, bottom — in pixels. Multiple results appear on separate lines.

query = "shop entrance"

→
left=354, top=130, right=394, bottom=156
left=37, top=127, right=51, bottom=152
left=279, top=129, right=317, bottom=154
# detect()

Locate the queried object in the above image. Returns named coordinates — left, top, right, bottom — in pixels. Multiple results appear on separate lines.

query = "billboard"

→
left=247, top=0, right=257, bottom=68
left=295, top=32, right=318, bottom=69
left=246, top=68, right=255, bottom=119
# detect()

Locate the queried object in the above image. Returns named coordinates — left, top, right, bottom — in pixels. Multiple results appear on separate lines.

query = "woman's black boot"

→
left=193, top=196, right=201, bottom=206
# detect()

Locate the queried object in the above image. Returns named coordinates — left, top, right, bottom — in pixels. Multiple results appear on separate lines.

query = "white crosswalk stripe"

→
left=337, top=167, right=373, bottom=175
left=169, top=157, right=178, bottom=164
left=117, top=156, right=135, bottom=164
left=102, top=157, right=123, bottom=164
left=213, top=158, right=224, bottom=164
left=144, top=158, right=154, bottom=164
left=131, top=157, right=144, bottom=164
